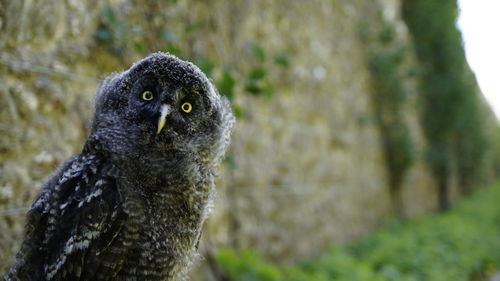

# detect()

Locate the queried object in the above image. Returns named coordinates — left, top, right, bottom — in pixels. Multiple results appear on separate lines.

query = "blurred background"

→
left=1, top=0, right=499, bottom=280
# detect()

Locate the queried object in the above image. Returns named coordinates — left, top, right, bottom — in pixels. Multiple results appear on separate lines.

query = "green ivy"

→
left=94, top=5, right=130, bottom=54
left=363, top=19, right=415, bottom=213
left=94, top=5, right=291, bottom=116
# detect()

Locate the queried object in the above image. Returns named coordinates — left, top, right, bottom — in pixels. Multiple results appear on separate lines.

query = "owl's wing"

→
left=6, top=154, right=128, bottom=281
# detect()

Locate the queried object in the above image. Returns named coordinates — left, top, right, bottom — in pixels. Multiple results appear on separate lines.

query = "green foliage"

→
left=216, top=183, right=500, bottom=281
left=366, top=22, right=415, bottom=204
left=402, top=0, right=490, bottom=196
left=250, top=43, right=267, bottom=63
left=192, top=56, right=216, bottom=78
left=274, top=52, right=291, bottom=68
left=218, top=249, right=284, bottom=281
left=216, top=67, right=236, bottom=101
left=245, top=67, right=273, bottom=97
left=494, top=127, right=500, bottom=177
left=95, top=5, right=136, bottom=55
left=243, top=43, right=275, bottom=97
left=95, top=2, right=191, bottom=56
left=94, top=5, right=292, bottom=114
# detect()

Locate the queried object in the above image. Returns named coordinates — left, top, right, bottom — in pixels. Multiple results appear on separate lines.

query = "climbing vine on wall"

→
left=94, top=3, right=291, bottom=120
left=362, top=18, right=416, bottom=214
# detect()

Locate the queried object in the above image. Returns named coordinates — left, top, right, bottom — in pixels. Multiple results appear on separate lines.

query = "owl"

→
left=4, top=52, right=235, bottom=281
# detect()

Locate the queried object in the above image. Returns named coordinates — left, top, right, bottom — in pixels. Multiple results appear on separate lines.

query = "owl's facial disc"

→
left=156, top=104, right=172, bottom=134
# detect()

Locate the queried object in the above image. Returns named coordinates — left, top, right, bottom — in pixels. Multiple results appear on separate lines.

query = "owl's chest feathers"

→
left=114, top=183, right=209, bottom=279
left=118, top=173, right=211, bottom=249
left=122, top=181, right=209, bottom=235
left=67, top=153, right=211, bottom=276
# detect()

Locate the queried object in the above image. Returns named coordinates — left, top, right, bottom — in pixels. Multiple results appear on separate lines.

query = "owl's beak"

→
left=156, top=104, right=171, bottom=134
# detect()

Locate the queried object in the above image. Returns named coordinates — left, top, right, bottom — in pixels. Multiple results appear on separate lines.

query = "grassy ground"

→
left=217, top=182, right=500, bottom=281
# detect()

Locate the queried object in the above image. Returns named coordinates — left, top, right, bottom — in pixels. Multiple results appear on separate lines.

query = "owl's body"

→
left=5, top=53, right=234, bottom=281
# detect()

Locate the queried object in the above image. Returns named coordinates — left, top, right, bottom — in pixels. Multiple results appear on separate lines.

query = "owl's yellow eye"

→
left=142, top=91, right=154, bottom=101
left=181, top=102, right=192, bottom=113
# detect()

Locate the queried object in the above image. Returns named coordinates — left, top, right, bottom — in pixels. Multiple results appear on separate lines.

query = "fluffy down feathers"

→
left=4, top=53, right=234, bottom=281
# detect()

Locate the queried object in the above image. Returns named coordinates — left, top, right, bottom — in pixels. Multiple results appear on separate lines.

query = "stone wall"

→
left=200, top=0, right=439, bottom=264
left=0, top=0, right=495, bottom=279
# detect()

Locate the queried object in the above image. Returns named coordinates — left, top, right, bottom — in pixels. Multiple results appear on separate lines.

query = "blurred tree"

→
left=402, top=0, right=490, bottom=210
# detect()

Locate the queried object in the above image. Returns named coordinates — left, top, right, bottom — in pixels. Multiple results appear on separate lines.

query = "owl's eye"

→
left=142, top=91, right=154, bottom=101
left=181, top=102, right=192, bottom=113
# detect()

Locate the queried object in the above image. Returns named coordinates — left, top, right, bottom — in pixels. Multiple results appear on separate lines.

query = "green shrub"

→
left=216, top=182, right=500, bottom=281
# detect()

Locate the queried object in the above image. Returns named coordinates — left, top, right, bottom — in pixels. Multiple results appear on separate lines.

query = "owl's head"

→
left=88, top=53, right=234, bottom=173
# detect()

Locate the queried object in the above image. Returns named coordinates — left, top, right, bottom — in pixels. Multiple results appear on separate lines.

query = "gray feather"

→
left=4, top=52, right=235, bottom=281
